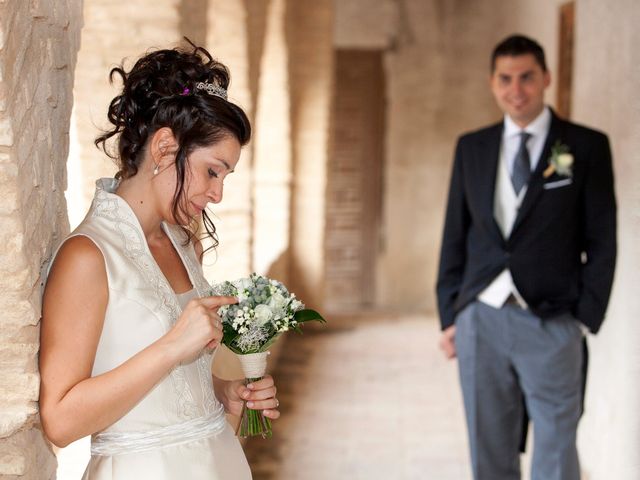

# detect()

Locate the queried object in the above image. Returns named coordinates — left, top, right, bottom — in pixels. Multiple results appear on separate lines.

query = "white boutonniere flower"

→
left=544, top=141, right=574, bottom=178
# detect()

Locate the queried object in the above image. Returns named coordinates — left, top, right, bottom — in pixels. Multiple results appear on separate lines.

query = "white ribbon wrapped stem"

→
left=237, top=351, right=270, bottom=379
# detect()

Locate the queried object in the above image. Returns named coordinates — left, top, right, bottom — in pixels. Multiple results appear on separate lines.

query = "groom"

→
left=436, top=35, right=616, bottom=480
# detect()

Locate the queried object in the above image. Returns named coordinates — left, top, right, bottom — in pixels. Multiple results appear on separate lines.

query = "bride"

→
left=39, top=41, right=279, bottom=479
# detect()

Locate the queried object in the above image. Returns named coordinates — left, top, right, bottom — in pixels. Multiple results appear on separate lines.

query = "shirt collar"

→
left=503, top=106, right=551, bottom=139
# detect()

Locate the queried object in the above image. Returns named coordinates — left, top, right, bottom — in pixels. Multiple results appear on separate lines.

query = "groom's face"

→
left=490, top=53, right=550, bottom=128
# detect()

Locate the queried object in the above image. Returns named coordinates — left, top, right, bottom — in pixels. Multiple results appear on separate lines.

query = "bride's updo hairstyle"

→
left=95, top=39, right=251, bottom=251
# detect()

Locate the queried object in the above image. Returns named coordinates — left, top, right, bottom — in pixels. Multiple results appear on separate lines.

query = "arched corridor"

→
left=0, top=1, right=638, bottom=479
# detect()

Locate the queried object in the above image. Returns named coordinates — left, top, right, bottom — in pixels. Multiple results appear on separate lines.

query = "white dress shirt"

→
left=478, top=107, right=552, bottom=309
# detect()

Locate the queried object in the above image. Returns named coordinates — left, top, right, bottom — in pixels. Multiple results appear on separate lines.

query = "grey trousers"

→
left=455, top=301, right=583, bottom=480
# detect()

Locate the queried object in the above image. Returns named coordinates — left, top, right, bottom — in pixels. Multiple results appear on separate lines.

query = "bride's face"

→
left=181, top=135, right=241, bottom=220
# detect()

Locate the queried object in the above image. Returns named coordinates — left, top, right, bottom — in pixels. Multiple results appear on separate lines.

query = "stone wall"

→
left=0, top=0, right=83, bottom=478
left=572, top=2, right=640, bottom=478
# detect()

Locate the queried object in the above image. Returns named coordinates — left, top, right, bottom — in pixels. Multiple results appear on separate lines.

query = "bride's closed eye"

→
left=208, top=167, right=219, bottom=178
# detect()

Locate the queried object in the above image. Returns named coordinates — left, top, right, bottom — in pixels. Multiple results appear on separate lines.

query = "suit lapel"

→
left=510, top=111, right=565, bottom=237
left=473, top=123, right=504, bottom=243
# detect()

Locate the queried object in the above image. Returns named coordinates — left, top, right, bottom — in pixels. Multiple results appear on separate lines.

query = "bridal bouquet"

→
left=211, top=273, right=325, bottom=438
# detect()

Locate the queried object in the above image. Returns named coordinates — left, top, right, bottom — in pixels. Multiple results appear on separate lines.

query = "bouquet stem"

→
left=237, top=377, right=272, bottom=438
left=236, top=352, right=272, bottom=438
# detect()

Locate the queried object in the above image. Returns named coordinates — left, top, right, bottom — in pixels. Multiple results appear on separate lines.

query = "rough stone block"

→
left=0, top=0, right=81, bottom=475
left=0, top=372, right=40, bottom=405
left=0, top=117, right=12, bottom=146
left=0, top=344, right=38, bottom=370
left=0, top=452, right=26, bottom=475
left=0, top=409, right=30, bottom=439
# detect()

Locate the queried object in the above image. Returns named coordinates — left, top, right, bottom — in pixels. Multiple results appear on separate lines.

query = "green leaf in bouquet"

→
left=222, top=325, right=241, bottom=349
left=294, top=309, right=326, bottom=324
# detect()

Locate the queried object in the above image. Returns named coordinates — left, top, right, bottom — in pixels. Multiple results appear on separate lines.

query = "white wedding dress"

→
left=58, top=178, right=251, bottom=479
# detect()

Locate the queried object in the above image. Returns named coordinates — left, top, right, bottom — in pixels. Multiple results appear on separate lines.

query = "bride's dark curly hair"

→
left=95, top=39, right=251, bottom=253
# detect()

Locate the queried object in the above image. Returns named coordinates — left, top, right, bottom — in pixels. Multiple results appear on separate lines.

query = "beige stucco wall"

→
left=572, top=1, right=640, bottom=478
left=335, top=0, right=571, bottom=313
left=335, top=0, right=509, bottom=311
left=0, top=0, right=83, bottom=477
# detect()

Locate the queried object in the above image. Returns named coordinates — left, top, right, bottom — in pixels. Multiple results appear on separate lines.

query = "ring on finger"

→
left=275, top=398, right=280, bottom=408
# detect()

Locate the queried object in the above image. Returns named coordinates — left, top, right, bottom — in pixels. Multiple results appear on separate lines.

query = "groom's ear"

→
left=543, top=70, right=551, bottom=88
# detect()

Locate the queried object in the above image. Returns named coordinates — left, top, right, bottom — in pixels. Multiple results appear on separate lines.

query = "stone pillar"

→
left=70, top=0, right=183, bottom=228
left=252, top=0, right=292, bottom=282
left=204, top=0, right=255, bottom=381
left=573, top=2, right=640, bottom=479
left=179, top=0, right=209, bottom=46
left=287, top=0, right=333, bottom=309
left=204, top=0, right=254, bottom=283
left=0, top=0, right=82, bottom=477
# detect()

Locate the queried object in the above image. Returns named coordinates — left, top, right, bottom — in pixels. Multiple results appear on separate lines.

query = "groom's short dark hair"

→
left=491, top=34, right=547, bottom=72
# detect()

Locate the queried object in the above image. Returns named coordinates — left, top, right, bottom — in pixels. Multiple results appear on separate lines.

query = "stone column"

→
left=0, top=0, right=82, bottom=478
left=286, top=0, right=333, bottom=309
left=205, top=0, right=255, bottom=381
left=252, top=0, right=292, bottom=283
left=573, top=2, right=640, bottom=479
left=70, top=0, right=183, bottom=228
left=204, top=0, right=254, bottom=283
left=179, top=0, right=209, bottom=46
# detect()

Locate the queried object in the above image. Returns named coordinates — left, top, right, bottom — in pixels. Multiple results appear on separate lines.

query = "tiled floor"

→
left=243, top=313, right=475, bottom=480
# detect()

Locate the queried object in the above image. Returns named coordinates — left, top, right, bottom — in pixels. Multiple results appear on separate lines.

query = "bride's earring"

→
left=153, top=163, right=160, bottom=176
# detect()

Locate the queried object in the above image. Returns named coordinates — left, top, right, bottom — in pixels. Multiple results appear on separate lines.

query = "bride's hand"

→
left=223, top=375, right=280, bottom=419
left=162, top=295, right=237, bottom=362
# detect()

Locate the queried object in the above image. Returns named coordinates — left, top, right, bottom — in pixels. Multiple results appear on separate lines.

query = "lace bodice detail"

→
left=72, top=178, right=222, bottom=427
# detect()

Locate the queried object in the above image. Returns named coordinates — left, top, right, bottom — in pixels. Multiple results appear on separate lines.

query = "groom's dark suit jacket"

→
left=437, top=110, right=616, bottom=334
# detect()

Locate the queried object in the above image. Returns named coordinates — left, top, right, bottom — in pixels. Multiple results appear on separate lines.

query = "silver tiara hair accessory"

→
left=195, top=81, right=228, bottom=100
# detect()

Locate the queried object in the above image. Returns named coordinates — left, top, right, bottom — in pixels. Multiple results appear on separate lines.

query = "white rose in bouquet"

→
left=254, top=304, right=274, bottom=325
left=268, top=291, right=288, bottom=313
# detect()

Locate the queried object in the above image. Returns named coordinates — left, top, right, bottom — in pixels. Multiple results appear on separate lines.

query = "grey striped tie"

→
left=511, top=132, right=532, bottom=195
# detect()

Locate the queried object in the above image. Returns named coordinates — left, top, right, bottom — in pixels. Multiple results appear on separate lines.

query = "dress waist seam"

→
left=91, top=407, right=227, bottom=456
